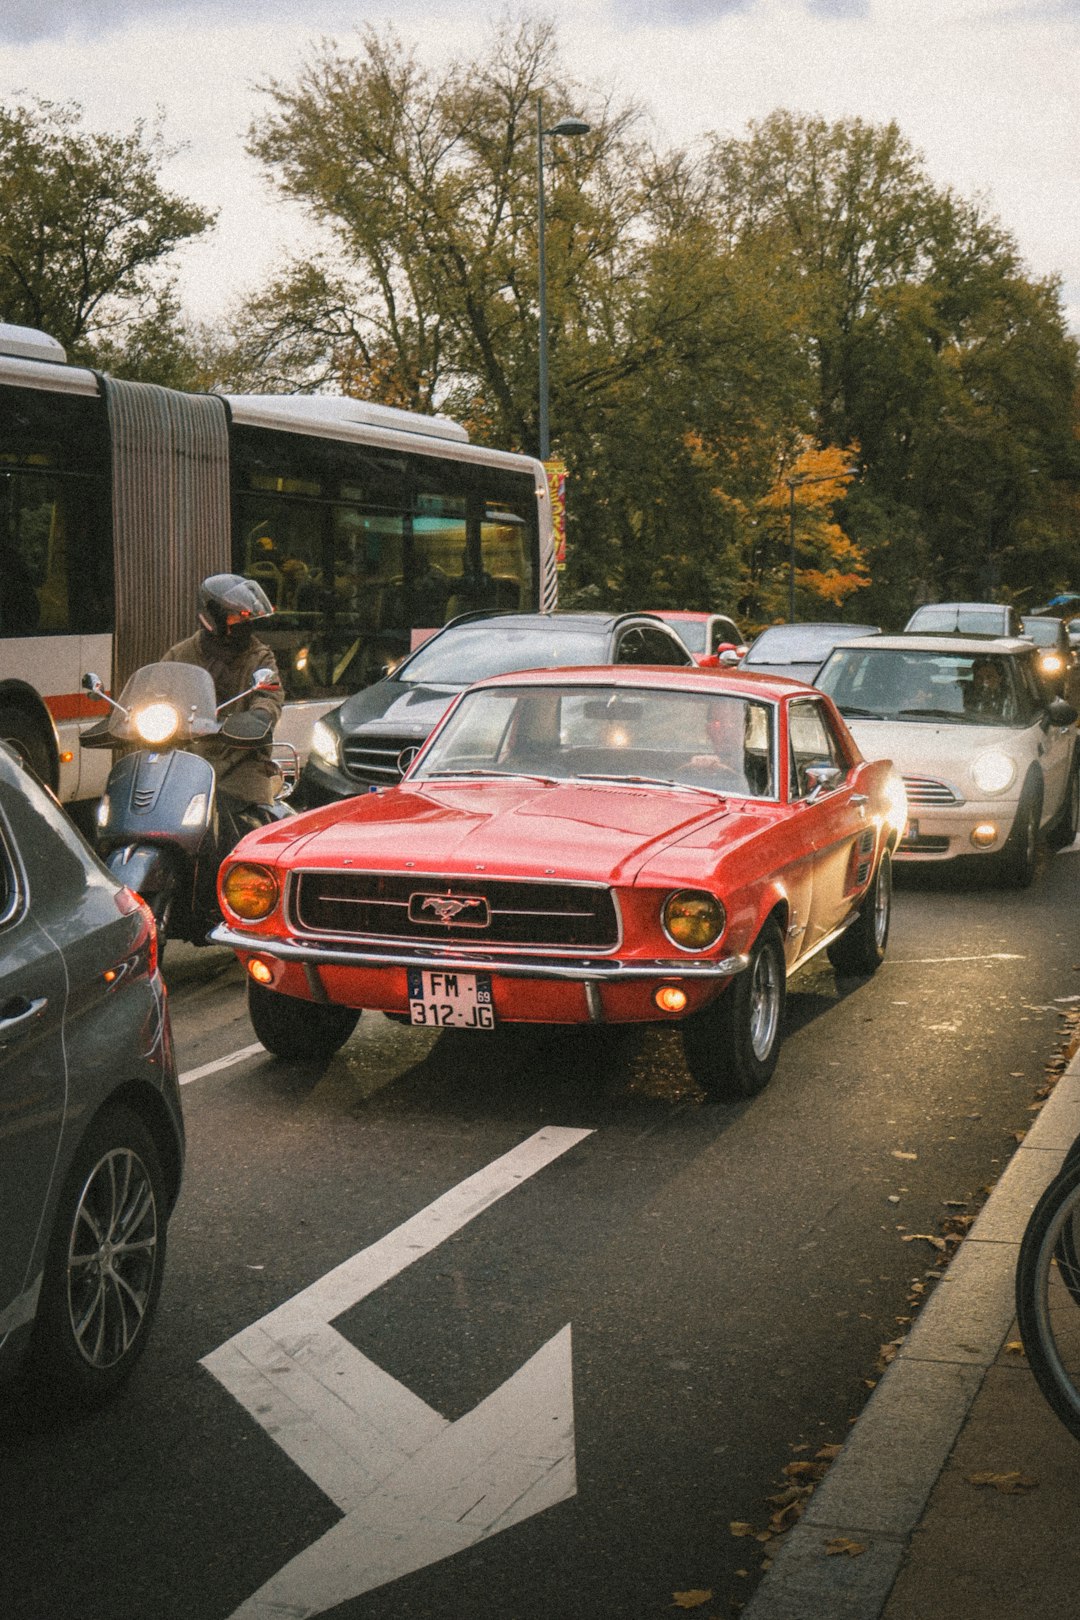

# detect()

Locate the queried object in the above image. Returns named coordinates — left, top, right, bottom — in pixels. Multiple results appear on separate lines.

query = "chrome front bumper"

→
left=209, top=924, right=749, bottom=983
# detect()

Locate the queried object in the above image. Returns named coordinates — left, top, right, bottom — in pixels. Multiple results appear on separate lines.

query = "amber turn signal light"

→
left=654, top=985, right=688, bottom=1013
left=222, top=862, right=280, bottom=920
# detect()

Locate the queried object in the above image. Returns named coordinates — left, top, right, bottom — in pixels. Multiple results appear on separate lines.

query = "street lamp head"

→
left=546, top=117, right=591, bottom=138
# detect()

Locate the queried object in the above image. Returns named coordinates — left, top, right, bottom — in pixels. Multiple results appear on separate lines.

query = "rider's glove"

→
left=221, top=710, right=273, bottom=744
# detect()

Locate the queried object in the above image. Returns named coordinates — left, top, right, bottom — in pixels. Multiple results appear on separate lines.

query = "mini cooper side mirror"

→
left=1048, top=698, right=1078, bottom=727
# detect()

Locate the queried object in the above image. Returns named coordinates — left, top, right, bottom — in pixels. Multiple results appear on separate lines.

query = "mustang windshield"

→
left=413, top=685, right=776, bottom=797
left=817, top=647, right=1036, bottom=727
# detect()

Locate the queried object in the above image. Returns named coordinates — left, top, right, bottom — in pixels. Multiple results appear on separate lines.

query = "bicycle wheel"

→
left=1016, top=1154, right=1080, bottom=1440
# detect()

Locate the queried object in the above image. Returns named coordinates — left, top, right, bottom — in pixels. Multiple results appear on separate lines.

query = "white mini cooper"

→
left=815, top=634, right=1079, bottom=886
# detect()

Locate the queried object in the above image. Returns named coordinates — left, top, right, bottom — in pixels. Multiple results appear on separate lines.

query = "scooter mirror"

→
left=251, top=667, right=276, bottom=688
left=82, top=672, right=106, bottom=698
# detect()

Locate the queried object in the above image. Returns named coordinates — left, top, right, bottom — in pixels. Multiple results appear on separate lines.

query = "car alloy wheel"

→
left=67, top=1145, right=159, bottom=1369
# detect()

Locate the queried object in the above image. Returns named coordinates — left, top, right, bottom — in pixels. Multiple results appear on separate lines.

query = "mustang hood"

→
left=266, top=779, right=734, bottom=885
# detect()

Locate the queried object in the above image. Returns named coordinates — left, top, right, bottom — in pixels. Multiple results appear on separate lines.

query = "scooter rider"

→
left=162, top=574, right=285, bottom=843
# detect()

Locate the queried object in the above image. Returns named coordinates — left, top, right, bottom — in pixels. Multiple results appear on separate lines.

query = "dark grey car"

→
left=739, top=622, right=881, bottom=684
left=300, top=610, right=694, bottom=802
left=0, top=743, right=183, bottom=1411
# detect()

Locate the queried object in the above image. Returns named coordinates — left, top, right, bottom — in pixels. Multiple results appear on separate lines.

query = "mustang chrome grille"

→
left=902, top=775, right=961, bottom=806
left=292, top=872, right=620, bottom=950
left=342, top=734, right=419, bottom=785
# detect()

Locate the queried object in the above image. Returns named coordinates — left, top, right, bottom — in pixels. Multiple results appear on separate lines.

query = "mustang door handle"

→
left=0, top=996, right=48, bottom=1040
left=850, top=793, right=870, bottom=806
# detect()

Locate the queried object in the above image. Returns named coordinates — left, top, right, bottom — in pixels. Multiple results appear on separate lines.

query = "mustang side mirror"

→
left=804, top=762, right=843, bottom=800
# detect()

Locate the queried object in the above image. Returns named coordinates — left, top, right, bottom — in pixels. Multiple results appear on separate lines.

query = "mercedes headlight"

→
left=133, top=701, right=180, bottom=745
left=662, top=890, right=726, bottom=951
left=971, top=750, right=1016, bottom=796
left=310, top=718, right=341, bottom=767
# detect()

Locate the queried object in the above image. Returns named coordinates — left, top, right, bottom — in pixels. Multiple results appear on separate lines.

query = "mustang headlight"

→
left=133, top=701, right=180, bottom=744
left=662, top=890, right=726, bottom=951
left=221, top=862, right=280, bottom=921
left=884, top=772, right=908, bottom=833
left=310, top=718, right=341, bottom=767
left=971, top=750, right=1016, bottom=796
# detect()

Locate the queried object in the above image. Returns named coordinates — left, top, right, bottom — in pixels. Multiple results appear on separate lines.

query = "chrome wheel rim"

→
left=874, top=857, right=892, bottom=949
left=67, top=1148, right=158, bottom=1369
left=749, top=946, right=782, bottom=1061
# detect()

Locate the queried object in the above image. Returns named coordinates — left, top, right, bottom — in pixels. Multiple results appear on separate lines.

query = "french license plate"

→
left=407, top=968, right=495, bottom=1030
left=901, top=818, right=919, bottom=845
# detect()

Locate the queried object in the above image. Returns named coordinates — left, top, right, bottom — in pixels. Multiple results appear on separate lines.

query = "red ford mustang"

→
left=213, top=666, right=906, bottom=1101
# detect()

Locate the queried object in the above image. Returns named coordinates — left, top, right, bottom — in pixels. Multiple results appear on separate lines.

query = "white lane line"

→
left=202, top=1125, right=593, bottom=1619
left=890, top=953, right=1025, bottom=965
left=179, top=1043, right=265, bottom=1086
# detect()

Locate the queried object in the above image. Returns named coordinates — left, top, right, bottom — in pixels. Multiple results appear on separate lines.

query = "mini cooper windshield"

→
left=413, top=685, right=777, bottom=797
left=818, top=647, right=1037, bottom=728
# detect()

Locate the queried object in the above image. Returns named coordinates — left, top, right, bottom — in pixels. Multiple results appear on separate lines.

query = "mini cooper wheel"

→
left=827, top=851, right=892, bottom=977
left=1000, top=782, right=1041, bottom=889
left=29, top=1106, right=167, bottom=1410
left=681, top=920, right=786, bottom=1102
left=248, top=980, right=360, bottom=1059
left=1047, top=757, right=1080, bottom=852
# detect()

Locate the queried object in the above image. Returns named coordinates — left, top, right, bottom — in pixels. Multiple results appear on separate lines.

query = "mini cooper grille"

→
left=292, top=872, right=620, bottom=949
left=342, top=735, right=419, bottom=784
left=902, top=774, right=961, bottom=806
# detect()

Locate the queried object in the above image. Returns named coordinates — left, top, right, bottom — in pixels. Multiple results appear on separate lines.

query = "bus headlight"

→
left=310, top=719, right=341, bottom=767
left=971, top=751, right=1016, bottom=796
left=133, top=702, right=180, bottom=744
left=221, top=863, right=280, bottom=921
left=662, top=890, right=726, bottom=951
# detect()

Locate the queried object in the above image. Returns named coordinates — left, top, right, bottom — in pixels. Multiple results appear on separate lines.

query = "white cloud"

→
left=2, top=0, right=1077, bottom=334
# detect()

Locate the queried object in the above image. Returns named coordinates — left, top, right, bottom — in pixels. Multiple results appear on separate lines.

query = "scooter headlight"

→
left=133, top=701, right=181, bottom=744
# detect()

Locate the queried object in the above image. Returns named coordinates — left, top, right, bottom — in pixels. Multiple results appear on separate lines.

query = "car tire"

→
left=28, top=1105, right=167, bottom=1411
left=1046, top=756, right=1080, bottom=852
left=827, top=851, right=892, bottom=977
left=1000, top=780, right=1041, bottom=888
left=248, top=980, right=360, bottom=1059
left=0, top=704, right=54, bottom=788
left=681, top=919, right=786, bottom=1102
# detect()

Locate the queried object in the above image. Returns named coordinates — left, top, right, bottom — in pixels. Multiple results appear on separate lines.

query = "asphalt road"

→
left=5, top=845, right=1080, bottom=1620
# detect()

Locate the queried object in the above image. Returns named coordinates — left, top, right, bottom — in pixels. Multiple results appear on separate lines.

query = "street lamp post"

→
left=536, top=95, right=590, bottom=462
left=786, top=467, right=859, bottom=621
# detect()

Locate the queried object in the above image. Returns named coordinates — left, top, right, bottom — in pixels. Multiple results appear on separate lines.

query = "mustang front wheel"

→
left=248, top=980, right=360, bottom=1059
left=682, top=919, right=786, bottom=1102
left=827, top=851, right=892, bottom=977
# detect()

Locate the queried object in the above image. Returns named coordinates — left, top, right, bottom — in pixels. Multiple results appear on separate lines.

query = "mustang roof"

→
left=465, top=663, right=806, bottom=702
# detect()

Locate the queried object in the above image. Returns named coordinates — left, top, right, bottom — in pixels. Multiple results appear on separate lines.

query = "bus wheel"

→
left=0, top=706, right=54, bottom=787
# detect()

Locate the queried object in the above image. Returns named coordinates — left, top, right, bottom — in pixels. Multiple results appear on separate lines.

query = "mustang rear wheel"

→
left=681, top=919, right=786, bottom=1102
left=248, top=980, right=360, bottom=1059
left=827, top=851, right=892, bottom=977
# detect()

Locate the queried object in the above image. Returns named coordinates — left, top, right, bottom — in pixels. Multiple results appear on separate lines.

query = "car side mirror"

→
left=804, top=763, right=843, bottom=800
left=718, top=649, right=741, bottom=667
left=696, top=653, right=720, bottom=669
left=1048, top=698, right=1078, bottom=727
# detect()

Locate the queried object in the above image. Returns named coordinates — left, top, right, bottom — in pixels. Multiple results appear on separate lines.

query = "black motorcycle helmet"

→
left=197, top=574, right=274, bottom=642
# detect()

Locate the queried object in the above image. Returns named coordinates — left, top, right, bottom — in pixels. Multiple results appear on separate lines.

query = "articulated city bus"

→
left=0, top=323, right=555, bottom=807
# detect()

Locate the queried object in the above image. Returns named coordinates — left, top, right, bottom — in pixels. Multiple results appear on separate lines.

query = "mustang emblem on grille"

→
left=409, top=892, right=491, bottom=928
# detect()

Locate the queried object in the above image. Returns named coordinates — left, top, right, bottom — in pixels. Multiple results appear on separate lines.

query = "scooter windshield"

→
left=106, top=661, right=221, bottom=744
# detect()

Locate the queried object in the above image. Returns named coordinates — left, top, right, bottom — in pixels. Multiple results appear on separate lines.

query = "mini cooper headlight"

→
left=662, top=890, right=726, bottom=951
left=133, top=701, right=180, bottom=744
left=310, top=718, right=341, bottom=767
left=971, top=750, right=1016, bottom=796
left=884, top=771, right=909, bottom=833
left=221, top=863, right=280, bottom=921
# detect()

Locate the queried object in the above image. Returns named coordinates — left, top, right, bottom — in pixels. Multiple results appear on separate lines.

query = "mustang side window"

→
left=789, top=701, right=846, bottom=799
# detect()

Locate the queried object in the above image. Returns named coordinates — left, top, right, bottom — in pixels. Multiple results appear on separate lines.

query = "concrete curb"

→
left=742, top=1049, right=1080, bottom=1620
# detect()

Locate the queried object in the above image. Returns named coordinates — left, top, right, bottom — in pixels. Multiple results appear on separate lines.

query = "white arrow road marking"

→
left=201, top=1126, right=592, bottom=1619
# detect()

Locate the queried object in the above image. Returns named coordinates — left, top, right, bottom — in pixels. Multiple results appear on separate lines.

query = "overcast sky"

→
left=3, top=0, right=1078, bottom=336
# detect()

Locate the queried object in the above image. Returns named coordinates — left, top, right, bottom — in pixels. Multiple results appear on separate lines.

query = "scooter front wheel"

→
left=248, top=981, right=360, bottom=1060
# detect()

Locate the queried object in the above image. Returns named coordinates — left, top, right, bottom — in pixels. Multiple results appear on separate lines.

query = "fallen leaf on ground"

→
left=816, top=1443, right=843, bottom=1461
left=892, top=1150, right=918, bottom=1160
left=1005, top=1340, right=1026, bottom=1356
left=902, top=1233, right=947, bottom=1252
left=825, top=1538, right=866, bottom=1556
left=968, top=1470, right=1038, bottom=1494
left=672, top=1592, right=712, bottom=1610
left=729, top=1522, right=755, bottom=1538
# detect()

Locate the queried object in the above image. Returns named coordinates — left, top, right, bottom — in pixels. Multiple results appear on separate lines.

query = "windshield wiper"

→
left=895, top=707, right=966, bottom=722
left=424, top=769, right=559, bottom=784
left=837, top=705, right=887, bottom=718
left=576, top=773, right=724, bottom=797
